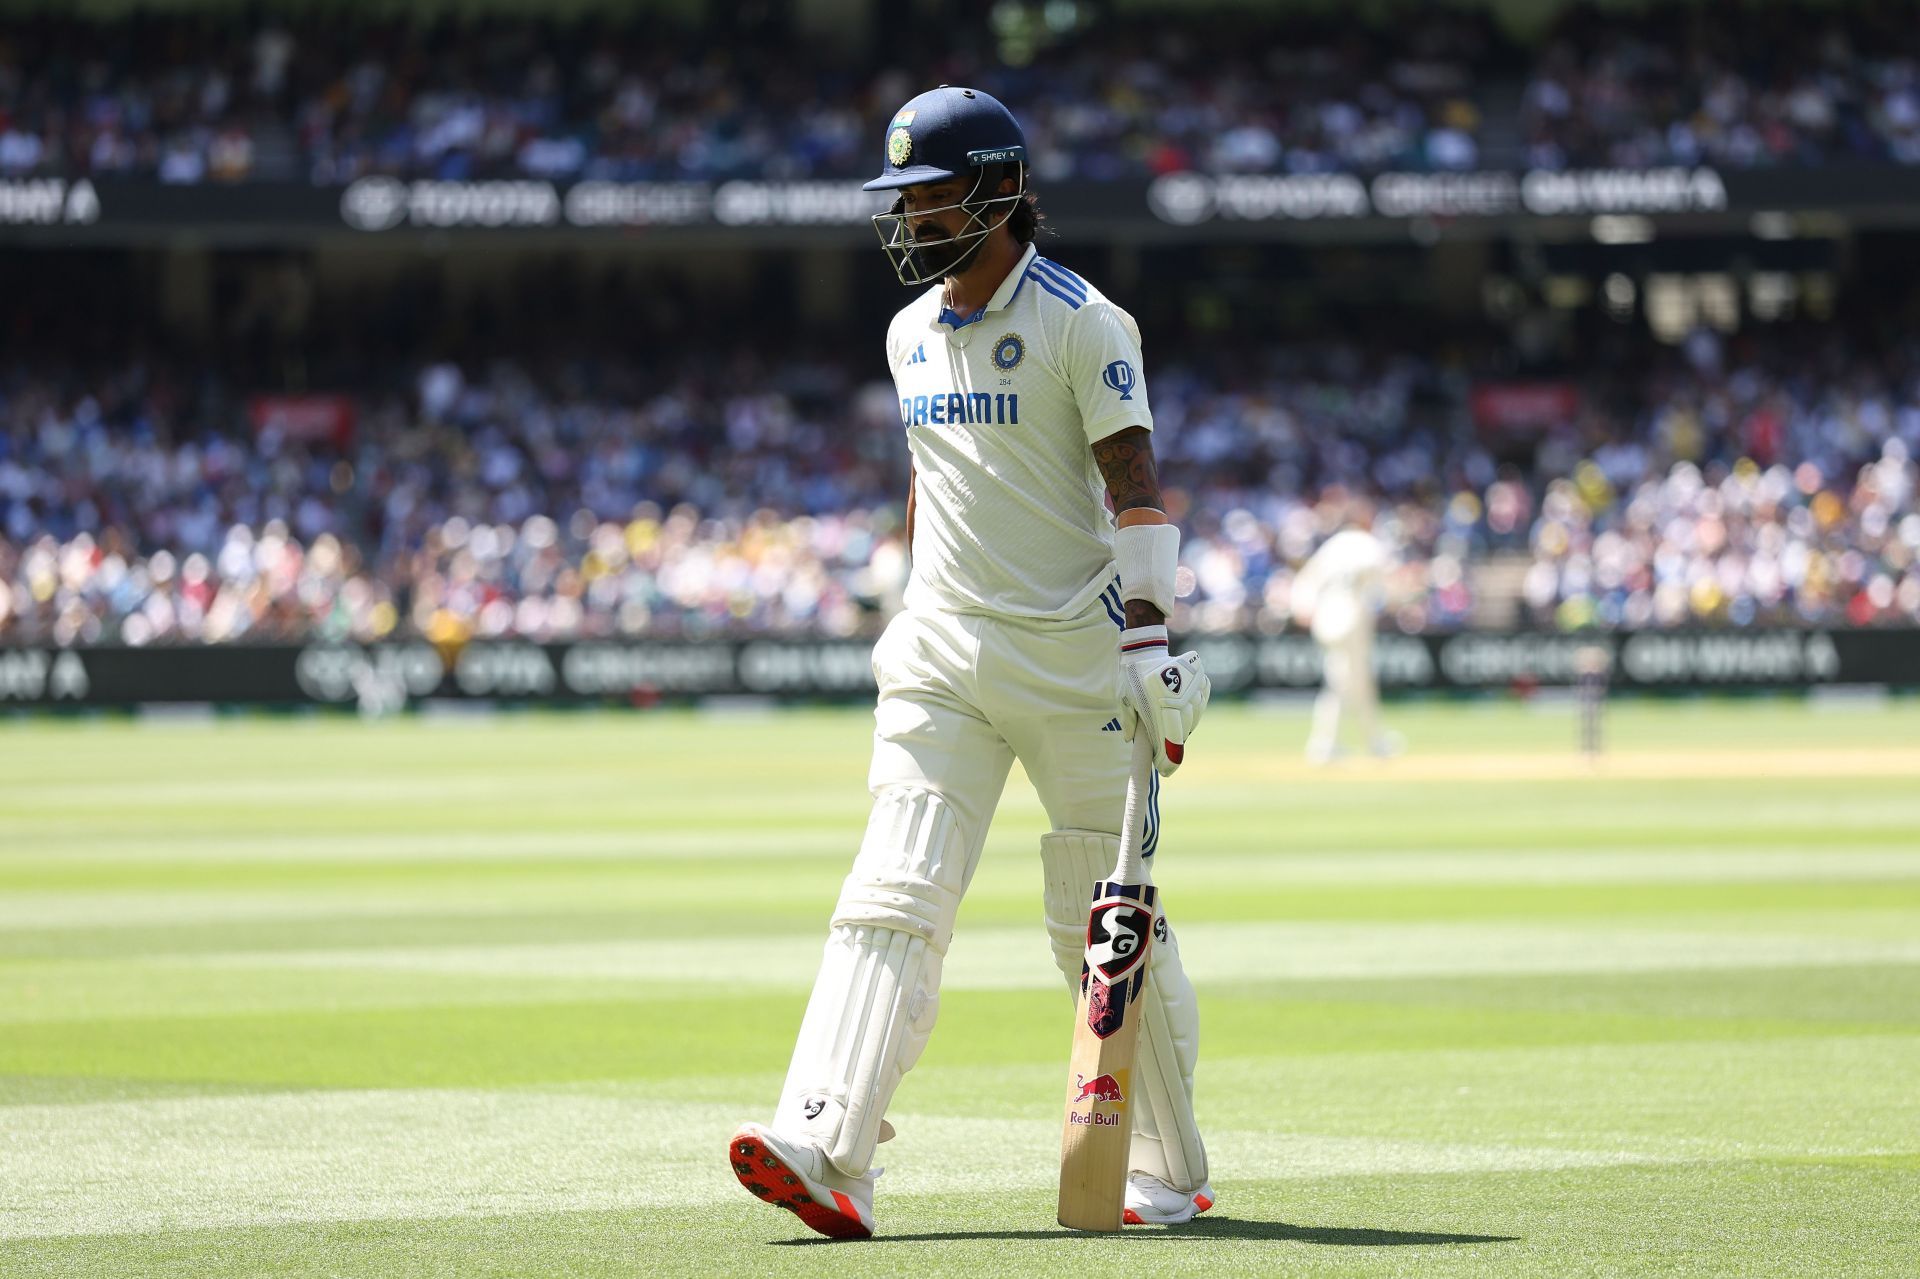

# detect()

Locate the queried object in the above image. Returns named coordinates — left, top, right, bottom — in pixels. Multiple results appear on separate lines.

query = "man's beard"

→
left=913, top=227, right=987, bottom=279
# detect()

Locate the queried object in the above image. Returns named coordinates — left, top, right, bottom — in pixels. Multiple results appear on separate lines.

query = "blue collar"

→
left=938, top=303, right=987, bottom=329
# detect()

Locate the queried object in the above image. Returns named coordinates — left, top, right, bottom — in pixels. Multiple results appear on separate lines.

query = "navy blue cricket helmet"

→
left=863, top=85, right=1026, bottom=192
left=864, top=86, right=1029, bottom=285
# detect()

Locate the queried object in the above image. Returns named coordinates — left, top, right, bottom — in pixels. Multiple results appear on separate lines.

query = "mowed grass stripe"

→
left=11, top=842, right=1920, bottom=891
left=5, top=971, right=1917, bottom=1092
left=11, top=788, right=1918, bottom=864
left=0, top=829, right=859, bottom=865
left=6, top=885, right=1920, bottom=962
left=11, top=750, right=1920, bottom=815
left=7, top=957, right=1914, bottom=1050
left=11, top=868, right=1920, bottom=937
left=120, top=920, right=1920, bottom=987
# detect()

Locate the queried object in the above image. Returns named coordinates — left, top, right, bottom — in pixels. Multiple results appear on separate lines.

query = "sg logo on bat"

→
left=1081, top=882, right=1158, bottom=1039
left=1087, top=898, right=1154, bottom=987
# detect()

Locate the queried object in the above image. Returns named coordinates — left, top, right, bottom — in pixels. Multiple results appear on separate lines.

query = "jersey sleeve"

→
left=1061, top=301, right=1153, bottom=444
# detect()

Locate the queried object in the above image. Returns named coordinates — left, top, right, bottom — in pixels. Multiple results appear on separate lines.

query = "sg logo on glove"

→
left=1117, top=632, right=1212, bottom=777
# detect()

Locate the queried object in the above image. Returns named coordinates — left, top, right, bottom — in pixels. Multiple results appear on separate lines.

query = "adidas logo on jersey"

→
left=904, top=342, right=927, bottom=365
left=1100, top=718, right=1123, bottom=732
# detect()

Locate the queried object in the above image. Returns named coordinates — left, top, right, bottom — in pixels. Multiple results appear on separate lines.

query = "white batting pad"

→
left=830, top=785, right=972, bottom=950
left=777, top=787, right=979, bottom=1178
left=1040, top=828, right=1209, bottom=1192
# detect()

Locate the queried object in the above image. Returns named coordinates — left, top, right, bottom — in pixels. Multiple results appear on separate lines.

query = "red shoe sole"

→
left=729, top=1132, right=872, bottom=1241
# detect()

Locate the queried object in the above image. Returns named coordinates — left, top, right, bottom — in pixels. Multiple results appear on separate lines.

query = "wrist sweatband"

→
left=1115, top=521, right=1180, bottom=618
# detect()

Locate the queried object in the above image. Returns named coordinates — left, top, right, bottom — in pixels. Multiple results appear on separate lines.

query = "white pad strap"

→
left=778, top=788, right=977, bottom=1178
left=1040, top=828, right=1208, bottom=1191
left=1115, top=521, right=1180, bottom=618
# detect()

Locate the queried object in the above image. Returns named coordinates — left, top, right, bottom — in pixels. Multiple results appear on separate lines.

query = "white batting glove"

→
left=1118, top=626, right=1211, bottom=777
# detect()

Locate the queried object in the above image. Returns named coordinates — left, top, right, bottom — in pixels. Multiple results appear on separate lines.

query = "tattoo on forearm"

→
left=1091, top=427, right=1161, bottom=514
left=1095, top=428, right=1167, bottom=627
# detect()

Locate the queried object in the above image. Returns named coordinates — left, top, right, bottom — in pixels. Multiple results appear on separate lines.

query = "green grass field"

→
left=4, top=700, right=1919, bottom=1277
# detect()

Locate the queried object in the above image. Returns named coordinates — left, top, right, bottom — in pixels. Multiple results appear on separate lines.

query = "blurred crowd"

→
left=1519, top=332, right=1920, bottom=629
left=4, top=3, right=1920, bottom=186
left=0, top=350, right=1461, bottom=644
left=1520, top=3, right=1920, bottom=169
left=5, top=327, right=1918, bottom=645
left=0, top=357, right=909, bottom=645
left=1523, top=447, right=1920, bottom=630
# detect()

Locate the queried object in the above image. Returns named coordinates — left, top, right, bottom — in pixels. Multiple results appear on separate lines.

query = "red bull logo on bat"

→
left=1067, top=1070, right=1129, bottom=1126
left=1073, top=1072, right=1125, bottom=1104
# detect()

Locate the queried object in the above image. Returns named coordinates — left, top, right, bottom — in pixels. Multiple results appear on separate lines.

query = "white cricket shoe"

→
left=728, top=1122, right=876, bottom=1240
left=1123, top=1172, right=1216, bottom=1225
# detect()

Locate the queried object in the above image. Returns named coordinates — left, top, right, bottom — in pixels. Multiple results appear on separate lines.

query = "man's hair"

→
left=1009, top=187, right=1045, bottom=244
left=956, top=162, right=1046, bottom=245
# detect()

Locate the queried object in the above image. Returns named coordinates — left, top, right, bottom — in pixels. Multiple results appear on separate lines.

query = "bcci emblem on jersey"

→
left=992, top=333, right=1026, bottom=371
left=1102, top=359, right=1136, bottom=401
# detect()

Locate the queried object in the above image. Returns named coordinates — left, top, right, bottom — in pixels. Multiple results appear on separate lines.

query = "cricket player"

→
left=728, top=86, right=1214, bottom=1238
left=1292, top=521, right=1401, bottom=763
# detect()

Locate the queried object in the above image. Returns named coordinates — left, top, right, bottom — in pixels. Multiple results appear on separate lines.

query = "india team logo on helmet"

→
left=887, top=129, right=913, bottom=167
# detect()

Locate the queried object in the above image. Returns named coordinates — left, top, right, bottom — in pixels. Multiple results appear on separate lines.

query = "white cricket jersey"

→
left=886, top=242, right=1152, bottom=620
left=1295, top=529, right=1387, bottom=645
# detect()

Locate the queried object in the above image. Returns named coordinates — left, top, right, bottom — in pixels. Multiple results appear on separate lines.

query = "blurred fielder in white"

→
left=1292, top=522, right=1402, bottom=763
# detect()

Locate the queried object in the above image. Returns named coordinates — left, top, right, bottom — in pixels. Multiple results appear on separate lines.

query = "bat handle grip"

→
left=1113, top=733, right=1155, bottom=883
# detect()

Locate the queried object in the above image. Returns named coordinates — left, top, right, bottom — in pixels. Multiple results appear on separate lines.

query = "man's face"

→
left=897, top=172, right=1015, bottom=278
left=898, top=178, right=976, bottom=278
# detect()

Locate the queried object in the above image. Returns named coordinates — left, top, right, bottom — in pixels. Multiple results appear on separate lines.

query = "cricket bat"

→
left=1057, top=734, right=1158, bottom=1231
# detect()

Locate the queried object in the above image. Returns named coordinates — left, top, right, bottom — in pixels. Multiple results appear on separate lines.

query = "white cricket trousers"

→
left=1309, top=626, right=1380, bottom=756
left=868, top=595, right=1153, bottom=845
